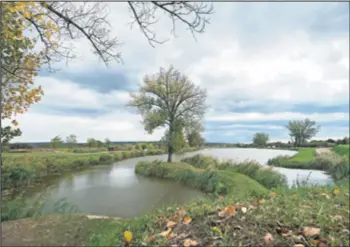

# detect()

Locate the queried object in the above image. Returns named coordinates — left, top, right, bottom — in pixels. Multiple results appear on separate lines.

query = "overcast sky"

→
left=7, top=2, right=349, bottom=143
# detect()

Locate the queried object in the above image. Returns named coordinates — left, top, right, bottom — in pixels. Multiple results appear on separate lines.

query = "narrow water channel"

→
left=24, top=148, right=332, bottom=217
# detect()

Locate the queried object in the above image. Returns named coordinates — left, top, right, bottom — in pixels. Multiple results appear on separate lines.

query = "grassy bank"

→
left=135, top=160, right=268, bottom=197
left=333, top=144, right=349, bottom=157
left=267, top=147, right=349, bottom=181
left=2, top=149, right=166, bottom=191
left=181, top=154, right=287, bottom=189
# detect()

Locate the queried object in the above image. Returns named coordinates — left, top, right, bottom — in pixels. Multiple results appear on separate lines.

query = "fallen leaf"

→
left=218, top=196, right=224, bottom=200
left=218, top=204, right=236, bottom=217
left=302, top=227, right=320, bottom=237
left=208, top=244, right=216, bottom=247
left=264, top=233, right=274, bottom=245
left=176, top=233, right=188, bottom=239
left=183, top=215, right=192, bottom=224
left=183, top=239, right=199, bottom=247
left=259, top=199, right=266, bottom=204
left=292, top=244, right=305, bottom=247
left=270, top=192, right=277, bottom=197
left=167, top=221, right=177, bottom=229
left=124, top=231, right=133, bottom=244
left=160, top=228, right=172, bottom=238
left=333, top=188, right=340, bottom=195
left=241, top=207, right=247, bottom=214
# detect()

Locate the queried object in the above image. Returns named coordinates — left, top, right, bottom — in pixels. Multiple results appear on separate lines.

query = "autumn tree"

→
left=65, top=134, right=77, bottom=149
left=286, top=119, right=320, bottom=147
left=50, top=135, right=63, bottom=149
left=129, top=66, right=207, bottom=162
left=252, top=132, right=269, bottom=147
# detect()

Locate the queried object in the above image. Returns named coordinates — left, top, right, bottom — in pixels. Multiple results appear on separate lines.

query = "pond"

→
left=24, top=148, right=333, bottom=218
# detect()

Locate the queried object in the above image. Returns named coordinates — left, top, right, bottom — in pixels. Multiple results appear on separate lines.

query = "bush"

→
left=181, top=154, right=219, bottom=169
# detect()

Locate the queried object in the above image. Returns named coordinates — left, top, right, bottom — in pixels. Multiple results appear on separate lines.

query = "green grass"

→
left=135, top=160, right=268, bottom=197
left=82, top=182, right=349, bottom=247
left=182, top=154, right=287, bottom=189
left=289, top=148, right=316, bottom=162
left=333, top=145, right=350, bottom=157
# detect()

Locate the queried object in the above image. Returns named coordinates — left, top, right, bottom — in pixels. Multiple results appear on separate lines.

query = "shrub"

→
left=181, top=154, right=219, bottom=169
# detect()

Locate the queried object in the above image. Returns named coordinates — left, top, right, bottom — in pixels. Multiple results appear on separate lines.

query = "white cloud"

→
left=7, top=3, right=349, bottom=142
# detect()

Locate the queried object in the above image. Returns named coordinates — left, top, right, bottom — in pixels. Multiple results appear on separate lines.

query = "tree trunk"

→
left=167, top=144, right=173, bottom=162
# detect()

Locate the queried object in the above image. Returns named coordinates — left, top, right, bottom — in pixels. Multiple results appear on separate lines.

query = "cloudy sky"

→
left=8, top=2, right=349, bottom=143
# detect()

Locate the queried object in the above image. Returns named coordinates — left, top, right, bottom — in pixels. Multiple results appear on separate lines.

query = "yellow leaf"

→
left=264, top=232, right=274, bottom=245
left=183, top=238, right=199, bottom=247
left=259, top=199, right=266, bottom=204
left=333, top=188, right=340, bottom=195
left=302, top=227, right=320, bottom=237
left=160, top=228, right=172, bottom=238
left=124, top=231, right=132, bottom=244
left=183, top=215, right=192, bottom=224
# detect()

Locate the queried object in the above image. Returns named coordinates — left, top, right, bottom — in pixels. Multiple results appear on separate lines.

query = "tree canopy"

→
left=285, top=119, right=320, bottom=147
left=129, top=66, right=207, bottom=162
left=252, top=132, right=269, bottom=147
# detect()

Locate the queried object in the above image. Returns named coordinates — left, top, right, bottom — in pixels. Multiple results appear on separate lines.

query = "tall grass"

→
left=181, top=155, right=287, bottom=189
left=2, top=149, right=165, bottom=190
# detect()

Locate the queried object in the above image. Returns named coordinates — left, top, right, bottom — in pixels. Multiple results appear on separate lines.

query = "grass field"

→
left=288, top=148, right=316, bottom=162
left=333, top=145, right=350, bottom=157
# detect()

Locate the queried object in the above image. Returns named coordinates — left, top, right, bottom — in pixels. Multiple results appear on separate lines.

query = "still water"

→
left=30, top=148, right=332, bottom=217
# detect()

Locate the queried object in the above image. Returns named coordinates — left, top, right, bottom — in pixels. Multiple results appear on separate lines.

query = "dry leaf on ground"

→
left=276, top=227, right=291, bottom=238
left=292, top=244, right=305, bottom=247
left=259, top=199, right=266, bottom=204
left=218, top=204, right=236, bottom=217
left=183, top=238, right=199, bottom=247
left=183, top=216, right=192, bottom=224
left=241, top=207, right=247, bottom=214
left=124, top=231, right=133, bottom=244
left=264, top=233, right=274, bottom=245
left=160, top=228, right=172, bottom=238
left=302, top=227, right=320, bottom=237
left=145, top=232, right=155, bottom=244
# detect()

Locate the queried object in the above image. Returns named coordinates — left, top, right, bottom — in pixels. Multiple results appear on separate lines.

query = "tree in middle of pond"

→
left=129, top=66, right=207, bottom=162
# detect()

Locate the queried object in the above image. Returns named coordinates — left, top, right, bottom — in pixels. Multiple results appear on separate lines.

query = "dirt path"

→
left=1, top=214, right=117, bottom=247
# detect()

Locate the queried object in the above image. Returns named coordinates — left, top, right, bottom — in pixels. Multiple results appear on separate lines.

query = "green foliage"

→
left=333, top=145, right=350, bottom=157
left=129, top=66, right=207, bottom=162
left=286, top=119, right=320, bottom=147
left=268, top=150, right=349, bottom=182
left=181, top=154, right=219, bottom=169
left=65, top=134, right=77, bottom=149
left=50, top=136, right=63, bottom=149
left=252, top=132, right=269, bottom=146
left=1, top=126, right=22, bottom=145
left=135, top=160, right=268, bottom=196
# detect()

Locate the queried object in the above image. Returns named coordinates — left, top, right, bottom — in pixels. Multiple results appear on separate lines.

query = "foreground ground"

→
left=2, top=182, right=349, bottom=246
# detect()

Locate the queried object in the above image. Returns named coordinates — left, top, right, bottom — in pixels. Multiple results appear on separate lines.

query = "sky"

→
left=7, top=2, right=350, bottom=143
